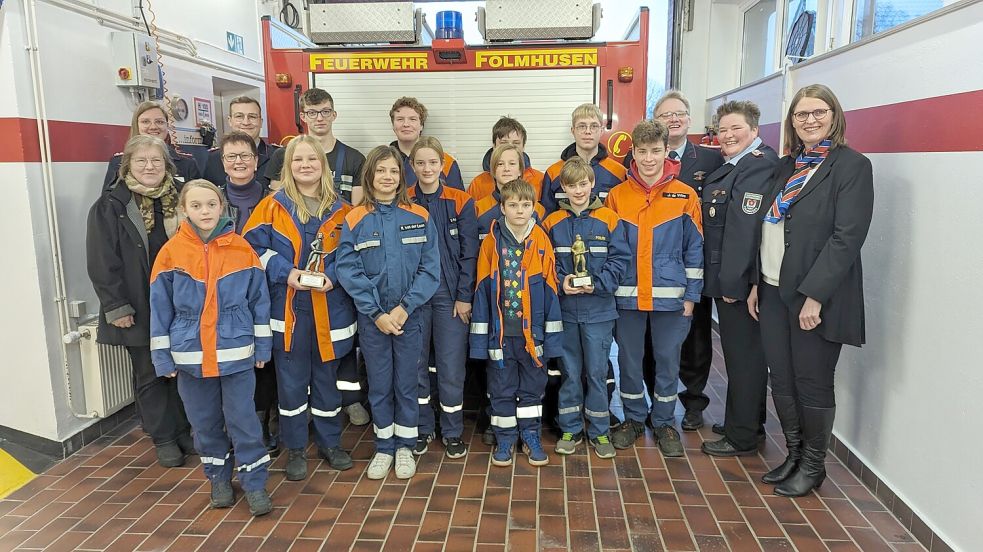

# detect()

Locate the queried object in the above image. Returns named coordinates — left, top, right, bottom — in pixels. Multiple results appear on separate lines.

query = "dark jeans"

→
left=758, top=284, right=841, bottom=408
left=127, top=345, right=190, bottom=445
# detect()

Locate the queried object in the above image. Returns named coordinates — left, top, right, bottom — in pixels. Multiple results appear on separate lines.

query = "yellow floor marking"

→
left=0, top=448, right=36, bottom=499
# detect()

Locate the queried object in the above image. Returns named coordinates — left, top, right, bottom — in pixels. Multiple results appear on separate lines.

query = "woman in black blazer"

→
left=747, top=84, right=874, bottom=497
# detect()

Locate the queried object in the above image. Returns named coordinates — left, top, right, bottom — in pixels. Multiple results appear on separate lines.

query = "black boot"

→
left=775, top=406, right=834, bottom=497
left=762, top=395, right=802, bottom=484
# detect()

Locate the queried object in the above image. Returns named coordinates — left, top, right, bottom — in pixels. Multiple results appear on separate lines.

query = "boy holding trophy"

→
left=542, top=158, right=630, bottom=458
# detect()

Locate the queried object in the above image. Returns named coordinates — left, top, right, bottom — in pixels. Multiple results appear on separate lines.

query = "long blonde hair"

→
left=280, top=135, right=338, bottom=223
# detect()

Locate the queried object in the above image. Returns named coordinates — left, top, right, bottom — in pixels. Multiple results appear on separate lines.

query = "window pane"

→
left=785, top=0, right=817, bottom=61
left=742, top=0, right=778, bottom=83
left=855, top=0, right=943, bottom=40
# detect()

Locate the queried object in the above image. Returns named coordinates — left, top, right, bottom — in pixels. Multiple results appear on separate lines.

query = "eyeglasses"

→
left=222, top=153, right=257, bottom=162
left=792, top=108, right=832, bottom=122
left=138, top=119, right=167, bottom=127
left=575, top=123, right=602, bottom=133
left=656, top=111, right=689, bottom=120
left=231, top=113, right=261, bottom=121
left=302, top=109, right=335, bottom=119
left=132, top=158, right=165, bottom=168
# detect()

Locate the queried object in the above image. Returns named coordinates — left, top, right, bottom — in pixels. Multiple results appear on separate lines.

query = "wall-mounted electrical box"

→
left=111, top=32, right=161, bottom=89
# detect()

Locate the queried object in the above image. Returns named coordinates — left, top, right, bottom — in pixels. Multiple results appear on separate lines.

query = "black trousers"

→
left=716, top=298, right=768, bottom=449
left=663, top=296, right=714, bottom=412
left=253, top=359, right=278, bottom=412
left=127, top=346, right=190, bottom=445
left=757, top=284, right=841, bottom=408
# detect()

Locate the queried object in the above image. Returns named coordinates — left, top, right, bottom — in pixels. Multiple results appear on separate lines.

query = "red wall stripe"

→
left=2, top=89, right=981, bottom=163
left=0, top=119, right=129, bottom=164
left=0, top=118, right=42, bottom=163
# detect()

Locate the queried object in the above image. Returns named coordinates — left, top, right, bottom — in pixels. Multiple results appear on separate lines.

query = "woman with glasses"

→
left=86, top=135, right=193, bottom=468
left=747, top=84, right=874, bottom=497
left=103, top=101, right=202, bottom=191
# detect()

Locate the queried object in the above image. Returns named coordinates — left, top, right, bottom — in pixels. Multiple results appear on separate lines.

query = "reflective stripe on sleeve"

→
left=150, top=336, right=170, bottom=350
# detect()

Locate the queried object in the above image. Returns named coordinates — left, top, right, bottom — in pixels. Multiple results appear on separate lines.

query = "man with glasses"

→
left=646, top=90, right=724, bottom=434
left=265, top=88, right=367, bottom=204
left=541, top=103, right=627, bottom=213
left=203, top=97, right=281, bottom=190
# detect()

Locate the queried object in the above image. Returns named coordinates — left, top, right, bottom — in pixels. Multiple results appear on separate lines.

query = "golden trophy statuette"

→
left=570, top=234, right=593, bottom=288
left=299, top=232, right=328, bottom=288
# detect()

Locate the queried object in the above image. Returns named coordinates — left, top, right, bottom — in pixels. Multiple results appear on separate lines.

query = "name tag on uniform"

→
left=663, top=192, right=689, bottom=199
left=400, top=223, right=426, bottom=231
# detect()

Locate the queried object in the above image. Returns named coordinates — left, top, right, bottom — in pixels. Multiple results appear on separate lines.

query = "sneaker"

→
left=590, top=435, right=617, bottom=459
left=319, top=446, right=353, bottom=471
left=285, top=448, right=307, bottom=481
left=482, top=426, right=496, bottom=447
left=611, top=420, right=646, bottom=450
left=443, top=437, right=468, bottom=459
left=414, top=433, right=434, bottom=456
left=491, top=438, right=515, bottom=467
left=155, top=442, right=185, bottom=468
left=345, top=403, right=371, bottom=426
left=367, top=452, right=394, bottom=480
left=520, top=430, right=549, bottom=467
left=245, top=489, right=272, bottom=516
left=394, top=448, right=416, bottom=479
left=555, top=432, right=584, bottom=455
left=654, top=424, right=684, bottom=457
left=209, top=480, right=234, bottom=508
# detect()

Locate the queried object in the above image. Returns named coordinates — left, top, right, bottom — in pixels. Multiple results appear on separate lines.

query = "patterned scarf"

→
left=763, top=139, right=831, bottom=224
left=124, top=173, right=180, bottom=237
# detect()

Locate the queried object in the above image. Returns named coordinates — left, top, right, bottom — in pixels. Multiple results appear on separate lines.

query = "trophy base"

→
left=571, top=275, right=593, bottom=288
left=299, top=272, right=327, bottom=288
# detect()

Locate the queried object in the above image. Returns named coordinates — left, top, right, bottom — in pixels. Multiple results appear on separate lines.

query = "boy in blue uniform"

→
left=470, top=179, right=563, bottom=467
left=542, top=158, right=630, bottom=458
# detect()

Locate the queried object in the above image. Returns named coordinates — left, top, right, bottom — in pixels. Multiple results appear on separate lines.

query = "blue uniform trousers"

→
left=336, top=345, right=366, bottom=407
left=176, top=370, right=269, bottom=492
left=418, top=285, right=468, bottom=439
left=559, top=320, right=616, bottom=439
left=274, top=306, right=344, bottom=451
left=615, top=309, right=692, bottom=427
left=486, top=336, right=548, bottom=441
left=359, top=311, right=423, bottom=454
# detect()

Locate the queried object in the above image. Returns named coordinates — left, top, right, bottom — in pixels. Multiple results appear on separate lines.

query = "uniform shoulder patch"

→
left=751, top=149, right=763, bottom=157
left=742, top=192, right=763, bottom=214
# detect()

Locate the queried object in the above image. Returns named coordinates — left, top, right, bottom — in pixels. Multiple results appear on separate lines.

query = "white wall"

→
left=0, top=0, right=270, bottom=442
left=702, top=3, right=983, bottom=550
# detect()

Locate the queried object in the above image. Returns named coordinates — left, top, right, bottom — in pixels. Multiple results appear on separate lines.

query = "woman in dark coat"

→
left=747, top=84, right=874, bottom=497
left=87, top=134, right=193, bottom=467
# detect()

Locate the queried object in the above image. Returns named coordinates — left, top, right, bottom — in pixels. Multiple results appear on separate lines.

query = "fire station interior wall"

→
left=313, top=69, right=597, bottom=183
left=704, top=4, right=983, bottom=549
left=0, top=0, right=271, bottom=443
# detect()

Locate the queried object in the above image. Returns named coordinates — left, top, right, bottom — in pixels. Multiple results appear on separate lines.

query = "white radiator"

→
left=78, top=322, right=134, bottom=417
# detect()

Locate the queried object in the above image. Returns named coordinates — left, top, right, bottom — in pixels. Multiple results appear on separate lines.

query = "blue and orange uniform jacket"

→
left=469, top=219, right=564, bottom=367
left=541, top=197, right=631, bottom=323
left=408, top=183, right=480, bottom=304
left=541, top=143, right=627, bottom=213
left=392, top=141, right=464, bottom=190
left=467, top=149, right=545, bottom=202
left=242, top=191, right=357, bottom=362
left=605, top=158, right=704, bottom=312
left=336, top=201, right=441, bottom=320
left=149, top=218, right=272, bottom=378
left=475, top=189, right=547, bottom=241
